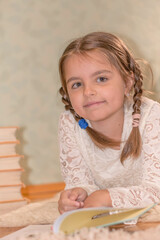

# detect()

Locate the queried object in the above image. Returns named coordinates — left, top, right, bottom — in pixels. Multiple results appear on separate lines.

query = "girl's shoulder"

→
left=141, top=97, right=160, bottom=124
left=141, top=96, right=160, bottom=114
left=59, top=110, right=76, bottom=127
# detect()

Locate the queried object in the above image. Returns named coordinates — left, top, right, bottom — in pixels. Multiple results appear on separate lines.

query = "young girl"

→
left=57, top=32, right=160, bottom=214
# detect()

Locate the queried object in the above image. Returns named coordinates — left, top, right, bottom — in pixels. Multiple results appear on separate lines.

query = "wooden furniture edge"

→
left=21, top=182, right=65, bottom=200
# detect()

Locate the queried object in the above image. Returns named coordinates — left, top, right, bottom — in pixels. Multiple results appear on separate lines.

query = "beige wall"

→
left=0, top=0, right=160, bottom=185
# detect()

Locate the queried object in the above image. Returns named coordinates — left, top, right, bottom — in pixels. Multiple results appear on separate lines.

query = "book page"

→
left=54, top=203, right=156, bottom=234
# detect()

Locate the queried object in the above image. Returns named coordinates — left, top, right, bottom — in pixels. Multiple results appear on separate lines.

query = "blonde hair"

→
left=59, top=32, right=143, bottom=163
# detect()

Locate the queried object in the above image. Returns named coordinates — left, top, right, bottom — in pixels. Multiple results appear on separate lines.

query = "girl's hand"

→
left=83, top=190, right=112, bottom=208
left=58, top=187, right=88, bottom=214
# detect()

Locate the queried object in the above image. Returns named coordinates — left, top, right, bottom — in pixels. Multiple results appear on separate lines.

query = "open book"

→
left=53, top=203, right=156, bottom=234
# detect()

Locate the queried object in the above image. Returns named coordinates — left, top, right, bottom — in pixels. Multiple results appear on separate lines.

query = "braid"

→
left=132, top=63, right=143, bottom=114
left=59, top=87, right=80, bottom=121
left=120, top=58, right=143, bottom=163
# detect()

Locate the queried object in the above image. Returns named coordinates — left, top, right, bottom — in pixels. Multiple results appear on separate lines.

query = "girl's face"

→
left=64, top=50, right=131, bottom=127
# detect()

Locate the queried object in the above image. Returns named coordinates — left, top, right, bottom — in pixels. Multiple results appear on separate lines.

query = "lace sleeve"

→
left=108, top=103, right=160, bottom=208
left=58, top=111, right=99, bottom=194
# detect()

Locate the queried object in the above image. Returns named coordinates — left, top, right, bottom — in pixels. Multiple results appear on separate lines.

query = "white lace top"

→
left=58, top=97, right=160, bottom=208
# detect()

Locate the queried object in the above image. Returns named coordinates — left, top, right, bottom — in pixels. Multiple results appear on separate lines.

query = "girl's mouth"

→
left=84, top=101, right=106, bottom=108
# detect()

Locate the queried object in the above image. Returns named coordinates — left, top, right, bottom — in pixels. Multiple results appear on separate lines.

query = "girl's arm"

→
left=58, top=111, right=99, bottom=212
left=84, top=189, right=112, bottom=208
left=59, top=111, right=99, bottom=193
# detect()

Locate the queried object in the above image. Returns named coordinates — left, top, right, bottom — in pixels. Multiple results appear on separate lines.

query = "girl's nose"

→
left=83, top=84, right=96, bottom=96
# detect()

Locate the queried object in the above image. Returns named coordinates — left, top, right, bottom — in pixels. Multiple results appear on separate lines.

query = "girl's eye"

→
left=72, top=82, right=82, bottom=89
left=97, top=77, right=108, bottom=83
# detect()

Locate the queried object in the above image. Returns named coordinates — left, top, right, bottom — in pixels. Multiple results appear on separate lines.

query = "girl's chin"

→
left=87, top=116, right=107, bottom=123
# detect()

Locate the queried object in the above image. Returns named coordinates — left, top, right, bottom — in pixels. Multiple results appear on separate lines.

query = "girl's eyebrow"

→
left=66, top=77, right=82, bottom=84
left=66, top=70, right=112, bottom=84
left=91, top=70, right=112, bottom=77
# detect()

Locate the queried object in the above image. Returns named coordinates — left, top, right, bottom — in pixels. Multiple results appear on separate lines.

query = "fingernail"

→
left=75, top=201, right=80, bottom=207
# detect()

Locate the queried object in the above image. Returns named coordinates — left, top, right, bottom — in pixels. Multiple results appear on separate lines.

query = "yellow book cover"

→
left=53, top=203, right=156, bottom=234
